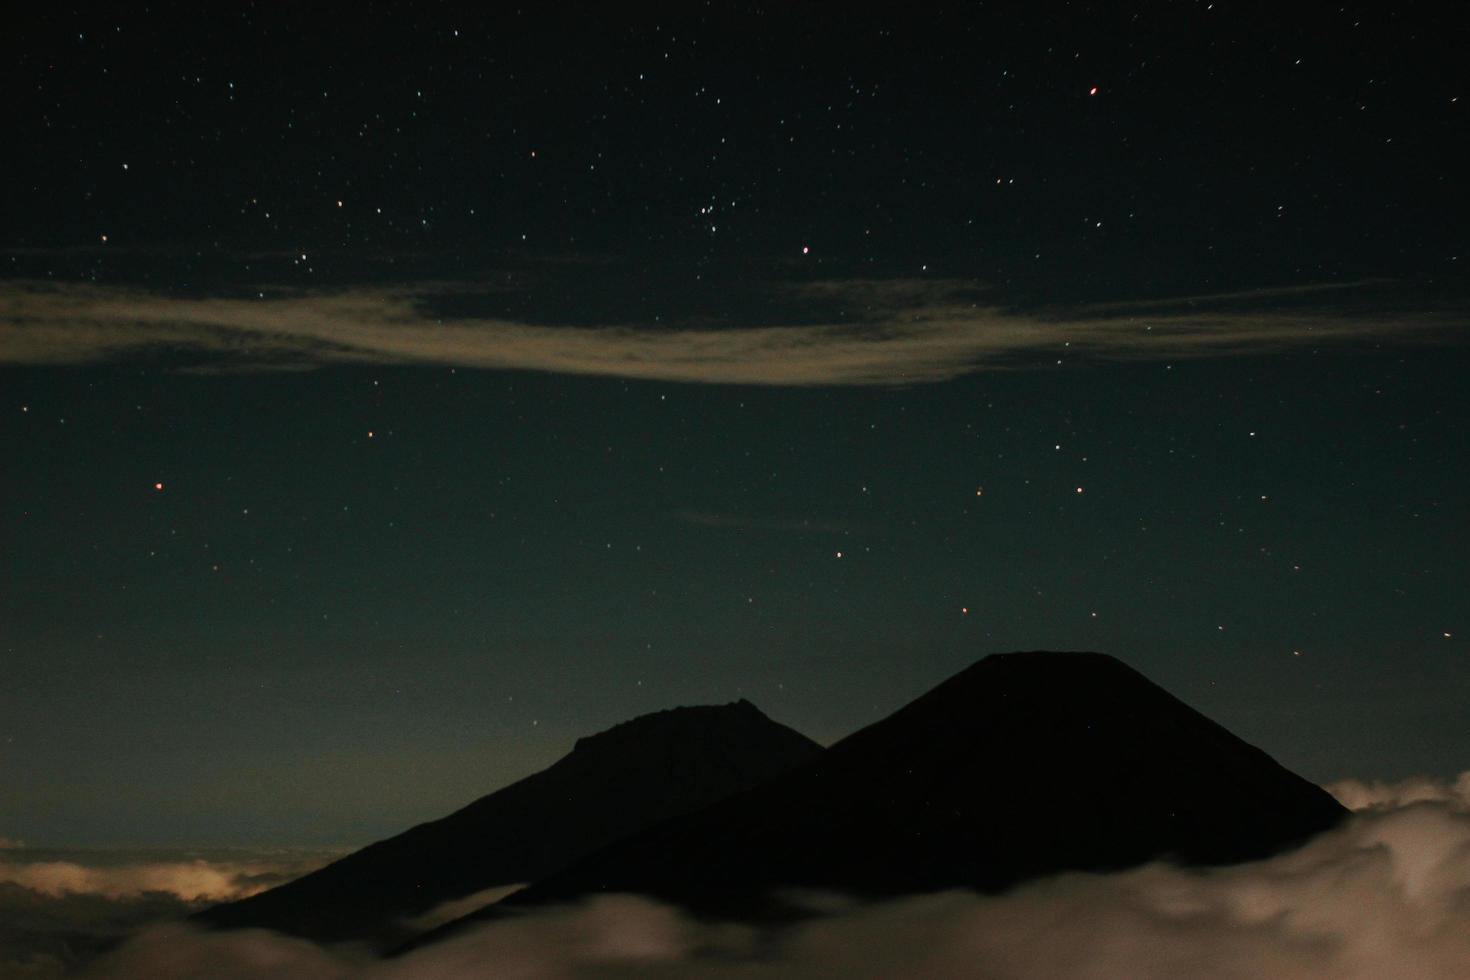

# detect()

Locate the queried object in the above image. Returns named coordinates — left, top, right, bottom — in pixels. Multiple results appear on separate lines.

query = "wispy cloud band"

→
left=1, top=279, right=1458, bottom=385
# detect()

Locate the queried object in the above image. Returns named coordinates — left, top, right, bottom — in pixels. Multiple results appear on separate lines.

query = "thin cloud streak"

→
left=0, top=280, right=1458, bottom=386
left=674, top=510, right=852, bottom=536
left=1072, top=277, right=1398, bottom=313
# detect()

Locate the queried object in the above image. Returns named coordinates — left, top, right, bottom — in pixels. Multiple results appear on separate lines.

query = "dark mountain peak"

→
left=987, top=648, right=1127, bottom=668
left=195, top=699, right=819, bottom=948
left=946, top=650, right=1171, bottom=707
left=570, top=699, right=769, bottom=756
left=824, top=650, right=1209, bottom=760
left=438, top=649, right=1347, bottom=927
left=939, top=649, right=1145, bottom=690
left=986, top=648, right=1118, bottom=664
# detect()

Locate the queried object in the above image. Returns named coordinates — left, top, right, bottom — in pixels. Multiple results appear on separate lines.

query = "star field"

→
left=1, top=1, right=1467, bottom=847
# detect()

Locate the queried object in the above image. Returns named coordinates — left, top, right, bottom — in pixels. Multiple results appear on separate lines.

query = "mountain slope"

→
left=434, top=651, right=1346, bottom=932
left=195, top=700, right=821, bottom=947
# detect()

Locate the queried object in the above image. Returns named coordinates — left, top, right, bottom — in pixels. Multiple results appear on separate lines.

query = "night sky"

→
left=3, top=2, right=1467, bottom=850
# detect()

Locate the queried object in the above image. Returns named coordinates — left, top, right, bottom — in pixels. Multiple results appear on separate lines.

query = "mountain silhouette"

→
left=420, top=651, right=1347, bottom=939
left=195, top=700, right=821, bottom=947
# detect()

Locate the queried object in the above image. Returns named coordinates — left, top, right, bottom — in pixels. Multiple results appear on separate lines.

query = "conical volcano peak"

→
left=955, top=650, right=1145, bottom=684
left=985, top=649, right=1127, bottom=666
left=459, top=649, right=1346, bottom=924
left=860, top=651, right=1178, bottom=733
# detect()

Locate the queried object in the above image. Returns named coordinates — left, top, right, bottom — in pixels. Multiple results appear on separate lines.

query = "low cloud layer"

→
left=1329, top=772, right=1470, bottom=813
left=0, top=848, right=334, bottom=978
left=398, top=885, right=526, bottom=934
left=1, top=278, right=1456, bottom=385
left=2, top=857, right=294, bottom=904
left=58, top=779, right=1470, bottom=979
left=0, top=850, right=334, bottom=904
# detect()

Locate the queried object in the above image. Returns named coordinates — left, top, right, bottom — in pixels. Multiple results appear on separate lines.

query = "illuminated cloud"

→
left=0, top=278, right=1457, bottom=386
left=0, top=848, right=338, bottom=977
left=2, top=859, right=241, bottom=903
left=1328, top=771, right=1470, bottom=812
left=0, top=851, right=333, bottom=903
left=398, top=885, right=525, bottom=934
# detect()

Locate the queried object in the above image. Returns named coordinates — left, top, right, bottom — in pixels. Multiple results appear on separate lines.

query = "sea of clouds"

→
left=6, top=772, right=1470, bottom=979
left=0, top=846, right=335, bottom=978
